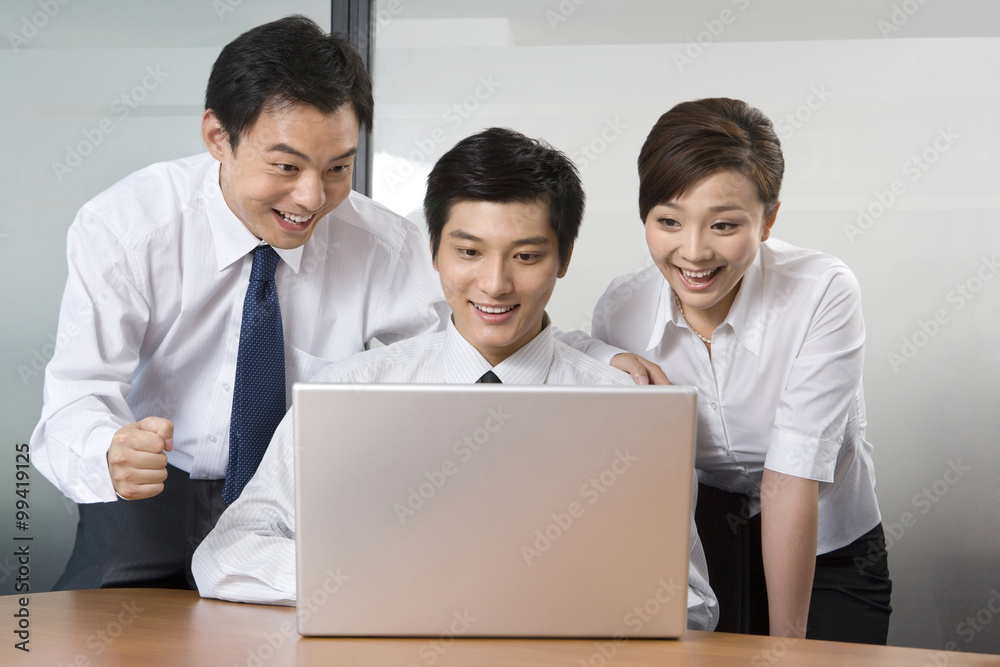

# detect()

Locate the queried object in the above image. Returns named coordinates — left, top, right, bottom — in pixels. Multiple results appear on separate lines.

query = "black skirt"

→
left=695, top=482, right=892, bottom=644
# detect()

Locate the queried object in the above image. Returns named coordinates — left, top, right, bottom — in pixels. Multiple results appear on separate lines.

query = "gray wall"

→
left=1, top=0, right=997, bottom=656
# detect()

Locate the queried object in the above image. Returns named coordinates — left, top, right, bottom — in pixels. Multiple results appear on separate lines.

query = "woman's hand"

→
left=610, top=353, right=671, bottom=385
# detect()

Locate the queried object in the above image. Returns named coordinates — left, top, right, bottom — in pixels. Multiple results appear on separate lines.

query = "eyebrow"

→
left=662, top=202, right=750, bottom=214
left=265, top=143, right=358, bottom=164
left=448, top=230, right=552, bottom=246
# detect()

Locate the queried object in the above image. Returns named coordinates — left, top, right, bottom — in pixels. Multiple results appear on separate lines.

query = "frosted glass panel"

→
left=0, top=0, right=331, bottom=593
left=371, top=0, right=1000, bottom=654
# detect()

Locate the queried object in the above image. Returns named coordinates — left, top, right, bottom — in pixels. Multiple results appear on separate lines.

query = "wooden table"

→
left=3, top=589, right=998, bottom=666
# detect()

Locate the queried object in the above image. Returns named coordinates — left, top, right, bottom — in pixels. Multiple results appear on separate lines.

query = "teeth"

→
left=475, top=304, right=514, bottom=314
left=680, top=267, right=718, bottom=279
left=278, top=210, right=312, bottom=224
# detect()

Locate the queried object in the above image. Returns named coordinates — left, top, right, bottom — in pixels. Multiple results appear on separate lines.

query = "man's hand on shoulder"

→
left=107, top=417, right=174, bottom=500
left=610, top=353, right=671, bottom=386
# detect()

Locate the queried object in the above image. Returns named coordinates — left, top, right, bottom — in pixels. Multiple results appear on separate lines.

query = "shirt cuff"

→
left=580, top=339, right=623, bottom=366
left=686, top=588, right=717, bottom=631
left=764, top=428, right=840, bottom=483
left=60, top=430, right=121, bottom=504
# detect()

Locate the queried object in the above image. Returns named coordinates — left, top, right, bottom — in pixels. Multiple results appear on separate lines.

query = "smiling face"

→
left=202, top=102, right=360, bottom=249
left=644, top=169, right=778, bottom=331
left=433, top=200, right=571, bottom=367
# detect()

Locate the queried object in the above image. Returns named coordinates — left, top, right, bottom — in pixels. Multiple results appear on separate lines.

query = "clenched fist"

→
left=106, top=417, right=174, bottom=500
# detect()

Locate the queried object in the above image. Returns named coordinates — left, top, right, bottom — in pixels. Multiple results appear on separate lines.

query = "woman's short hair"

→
left=637, top=98, right=784, bottom=221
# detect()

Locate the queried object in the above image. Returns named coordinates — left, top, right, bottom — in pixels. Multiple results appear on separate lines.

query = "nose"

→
left=291, top=171, right=326, bottom=212
left=479, top=254, right=513, bottom=298
left=680, top=227, right=713, bottom=263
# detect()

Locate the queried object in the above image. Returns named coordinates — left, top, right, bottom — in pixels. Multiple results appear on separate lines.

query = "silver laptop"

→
left=293, top=383, right=697, bottom=638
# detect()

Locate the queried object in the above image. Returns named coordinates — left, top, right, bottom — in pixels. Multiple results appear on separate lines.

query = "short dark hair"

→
left=205, top=15, right=373, bottom=151
left=638, top=98, right=784, bottom=221
left=424, top=127, right=584, bottom=267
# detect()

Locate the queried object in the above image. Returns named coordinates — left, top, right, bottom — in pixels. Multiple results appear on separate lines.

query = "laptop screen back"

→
left=294, top=383, right=697, bottom=638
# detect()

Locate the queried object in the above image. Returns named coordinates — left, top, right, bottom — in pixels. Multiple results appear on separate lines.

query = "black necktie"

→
left=477, top=370, right=502, bottom=383
left=223, top=246, right=286, bottom=504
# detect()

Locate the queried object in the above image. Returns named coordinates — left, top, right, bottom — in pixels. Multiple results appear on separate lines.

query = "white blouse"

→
left=593, top=239, right=881, bottom=554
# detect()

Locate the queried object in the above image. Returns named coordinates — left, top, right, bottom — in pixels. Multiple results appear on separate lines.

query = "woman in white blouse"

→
left=592, top=98, right=891, bottom=643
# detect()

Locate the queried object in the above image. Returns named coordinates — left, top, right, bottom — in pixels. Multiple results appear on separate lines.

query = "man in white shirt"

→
left=29, top=16, right=447, bottom=591
left=31, top=18, right=662, bottom=592
left=193, top=127, right=719, bottom=630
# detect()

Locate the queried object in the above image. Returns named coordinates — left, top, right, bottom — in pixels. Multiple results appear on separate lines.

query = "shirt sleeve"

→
left=29, top=209, right=150, bottom=503
left=589, top=280, right=634, bottom=353
left=590, top=287, right=614, bottom=343
left=764, top=269, right=866, bottom=483
left=372, top=221, right=447, bottom=345
left=686, top=473, right=719, bottom=631
left=552, top=327, right=625, bottom=366
left=192, top=409, right=298, bottom=605
left=565, top=277, right=643, bottom=365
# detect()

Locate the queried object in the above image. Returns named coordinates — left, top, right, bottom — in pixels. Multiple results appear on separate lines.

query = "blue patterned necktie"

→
left=477, top=370, right=502, bottom=383
left=222, top=245, right=286, bottom=504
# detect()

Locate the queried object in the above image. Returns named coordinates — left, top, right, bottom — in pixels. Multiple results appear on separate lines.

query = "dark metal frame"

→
left=331, top=0, right=375, bottom=196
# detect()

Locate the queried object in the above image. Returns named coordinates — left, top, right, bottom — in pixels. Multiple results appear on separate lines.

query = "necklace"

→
left=672, top=291, right=712, bottom=345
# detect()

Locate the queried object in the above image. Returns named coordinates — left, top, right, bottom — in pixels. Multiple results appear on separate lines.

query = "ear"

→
left=556, top=242, right=574, bottom=279
left=760, top=200, right=780, bottom=242
left=430, top=239, right=439, bottom=273
left=202, top=109, right=228, bottom=161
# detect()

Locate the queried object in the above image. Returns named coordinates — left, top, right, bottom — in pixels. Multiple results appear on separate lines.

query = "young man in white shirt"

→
left=193, top=127, right=719, bottom=631
left=31, top=17, right=660, bottom=592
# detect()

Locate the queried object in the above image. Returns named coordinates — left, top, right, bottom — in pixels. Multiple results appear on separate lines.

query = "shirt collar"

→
left=724, top=250, right=765, bottom=355
left=441, top=314, right=554, bottom=385
left=646, top=277, right=684, bottom=352
left=644, top=250, right=766, bottom=356
left=203, top=159, right=304, bottom=273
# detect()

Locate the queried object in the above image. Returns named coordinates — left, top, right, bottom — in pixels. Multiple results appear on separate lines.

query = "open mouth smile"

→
left=471, top=302, right=519, bottom=323
left=676, top=266, right=723, bottom=289
left=274, top=209, right=315, bottom=230
left=473, top=303, right=517, bottom=314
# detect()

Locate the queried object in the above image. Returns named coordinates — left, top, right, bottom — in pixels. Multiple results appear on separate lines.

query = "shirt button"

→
left=208, top=435, right=217, bottom=443
left=223, top=383, right=232, bottom=392
left=710, top=402, right=718, bottom=410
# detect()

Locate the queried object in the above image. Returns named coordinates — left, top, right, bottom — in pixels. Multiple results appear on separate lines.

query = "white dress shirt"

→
left=30, top=153, right=444, bottom=503
left=193, top=320, right=719, bottom=631
left=592, top=239, right=881, bottom=555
